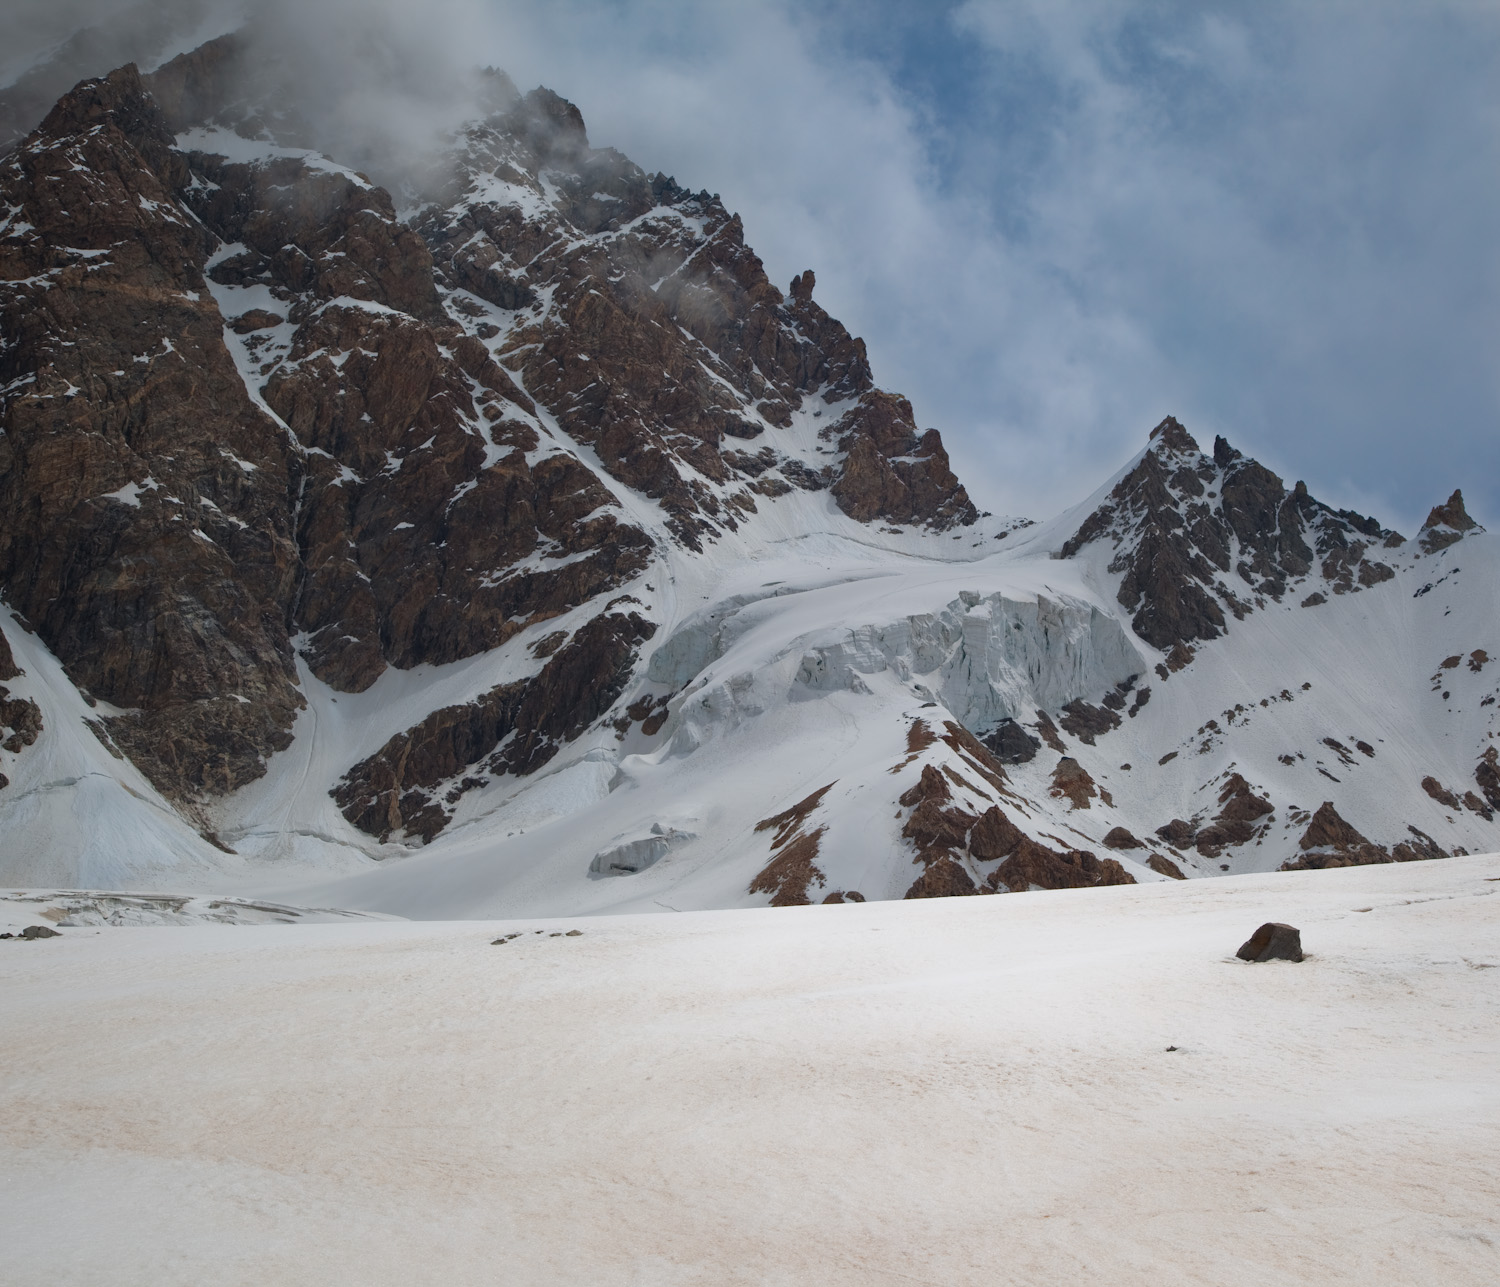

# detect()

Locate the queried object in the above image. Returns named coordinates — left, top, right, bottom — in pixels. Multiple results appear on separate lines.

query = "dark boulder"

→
left=1236, top=922, right=1303, bottom=962
left=982, top=718, right=1041, bottom=764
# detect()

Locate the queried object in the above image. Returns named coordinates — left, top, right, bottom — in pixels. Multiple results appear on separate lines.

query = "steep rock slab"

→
left=0, top=623, right=43, bottom=789
left=0, top=67, right=303, bottom=800
left=333, top=611, right=656, bottom=842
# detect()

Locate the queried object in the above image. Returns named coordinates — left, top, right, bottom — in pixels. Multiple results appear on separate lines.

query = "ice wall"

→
left=649, top=588, right=1145, bottom=752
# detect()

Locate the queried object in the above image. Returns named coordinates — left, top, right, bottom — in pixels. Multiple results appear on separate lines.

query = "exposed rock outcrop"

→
left=1281, top=801, right=1404, bottom=870
left=1049, top=758, right=1098, bottom=809
left=1476, top=748, right=1500, bottom=812
left=1192, top=774, right=1274, bottom=858
left=333, top=611, right=655, bottom=841
left=895, top=752, right=1134, bottom=896
left=1062, top=418, right=1403, bottom=650
left=0, top=67, right=305, bottom=799
left=1419, top=489, right=1479, bottom=553
left=1058, top=698, right=1121, bottom=745
left=413, top=104, right=977, bottom=544
left=0, top=626, right=41, bottom=779
left=982, top=718, right=1041, bottom=764
left=750, top=783, right=834, bottom=906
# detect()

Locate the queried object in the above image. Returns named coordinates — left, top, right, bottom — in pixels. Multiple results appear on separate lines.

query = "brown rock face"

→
left=0, top=629, right=19, bottom=683
left=1193, top=774, right=1274, bottom=857
left=827, top=393, right=977, bottom=530
left=414, top=105, right=976, bottom=545
left=0, top=67, right=304, bottom=800
left=2, top=44, right=982, bottom=833
left=1049, top=758, right=1097, bottom=809
left=1476, top=748, right=1500, bottom=812
left=1156, top=817, right=1198, bottom=849
left=993, top=845, right=1132, bottom=893
left=1034, top=711, right=1067, bottom=754
left=750, top=782, right=835, bottom=906
left=0, top=65, right=657, bottom=805
left=333, top=611, right=655, bottom=841
left=1299, top=801, right=1371, bottom=851
left=0, top=685, right=43, bottom=759
left=1062, top=418, right=1403, bottom=650
left=904, top=858, right=979, bottom=899
left=1419, top=489, right=1479, bottom=553
left=0, top=655, right=41, bottom=774
left=1281, top=801, right=1401, bottom=870
left=1421, top=776, right=1462, bottom=811
left=1058, top=698, right=1122, bottom=745
left=893, top=752, right=1134, bottom=897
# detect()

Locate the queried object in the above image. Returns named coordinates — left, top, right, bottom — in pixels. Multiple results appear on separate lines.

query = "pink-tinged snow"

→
left=3, top=854, right=1498, bottom=1285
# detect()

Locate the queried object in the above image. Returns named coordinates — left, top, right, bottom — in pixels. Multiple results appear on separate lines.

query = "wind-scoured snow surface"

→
left=2, top=855, right=1497, bottom=1284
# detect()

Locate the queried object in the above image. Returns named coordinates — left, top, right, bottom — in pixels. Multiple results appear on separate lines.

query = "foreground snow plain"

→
left=4, top=854, right=1498, bottom=1285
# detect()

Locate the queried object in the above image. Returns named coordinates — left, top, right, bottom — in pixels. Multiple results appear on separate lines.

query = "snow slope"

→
left=3, top=854, right=1497, bottom=1285
left=5, top=503, right=1498, bottom=916
left=230, top=518, right=1497, bottom=918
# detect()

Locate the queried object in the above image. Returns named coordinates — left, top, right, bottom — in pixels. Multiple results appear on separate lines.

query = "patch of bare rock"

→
left=1281, top=802, right=1452, bottom=871
left=749, top=783, right=836, bottom=906
left=894, top=731, right=1134, bottom=898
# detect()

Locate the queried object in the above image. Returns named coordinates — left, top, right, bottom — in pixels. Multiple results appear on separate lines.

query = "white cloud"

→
left=6, top=0, right=1498, bottom=528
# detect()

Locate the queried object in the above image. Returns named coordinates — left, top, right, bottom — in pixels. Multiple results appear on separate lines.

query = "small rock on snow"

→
left=1236, top=922, right=1304, bottom=962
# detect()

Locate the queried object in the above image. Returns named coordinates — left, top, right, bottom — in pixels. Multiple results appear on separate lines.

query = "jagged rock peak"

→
left=505, top=86, right=590, bottom=165
left=1147, top=414, right=1198, bottom=453
left=1062, top=417, right=1403, bottom=651
left=1423, top=489, right=1476, bottom=533
left=1419, top=489, right=1481, bottom=553
left=0, top=34, right=978, bottom=817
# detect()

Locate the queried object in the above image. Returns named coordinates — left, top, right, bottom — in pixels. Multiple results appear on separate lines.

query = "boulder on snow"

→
left=20, top=924, right=61, bottom=939
left=1146, top=853, right=1186, bottom=880
left=1236, top=922, right=1303, bottom=962
left=1102, top=826, right=1144, bottom=850
left=982, top=718, right=1041, bottom=764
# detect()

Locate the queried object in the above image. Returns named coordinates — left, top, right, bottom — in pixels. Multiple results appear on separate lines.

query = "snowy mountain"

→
left=1, top=33, right=1495, bottom=916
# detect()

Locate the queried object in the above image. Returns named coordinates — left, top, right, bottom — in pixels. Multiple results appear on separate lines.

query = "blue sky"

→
left=9, top=0, right=1500, bottom=530
left=482, top=0, right=1500, bottom=530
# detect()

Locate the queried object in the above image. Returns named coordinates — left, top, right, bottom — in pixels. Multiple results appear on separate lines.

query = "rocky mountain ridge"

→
left=0, top=48, right=972, bottom=809
left=0, top=38, right=1495, bottom=914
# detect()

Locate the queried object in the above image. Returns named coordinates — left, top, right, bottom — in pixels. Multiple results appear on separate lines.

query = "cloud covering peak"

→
left=5, top=0, right=1497, bottom=529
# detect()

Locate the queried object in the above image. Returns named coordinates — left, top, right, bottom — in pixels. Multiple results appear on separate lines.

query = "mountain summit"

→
left=0, top=39, right=1494, bottom=911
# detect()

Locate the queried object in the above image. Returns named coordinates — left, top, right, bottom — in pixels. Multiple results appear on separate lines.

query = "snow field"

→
left=2, top=854, right=1497, bottom=1285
